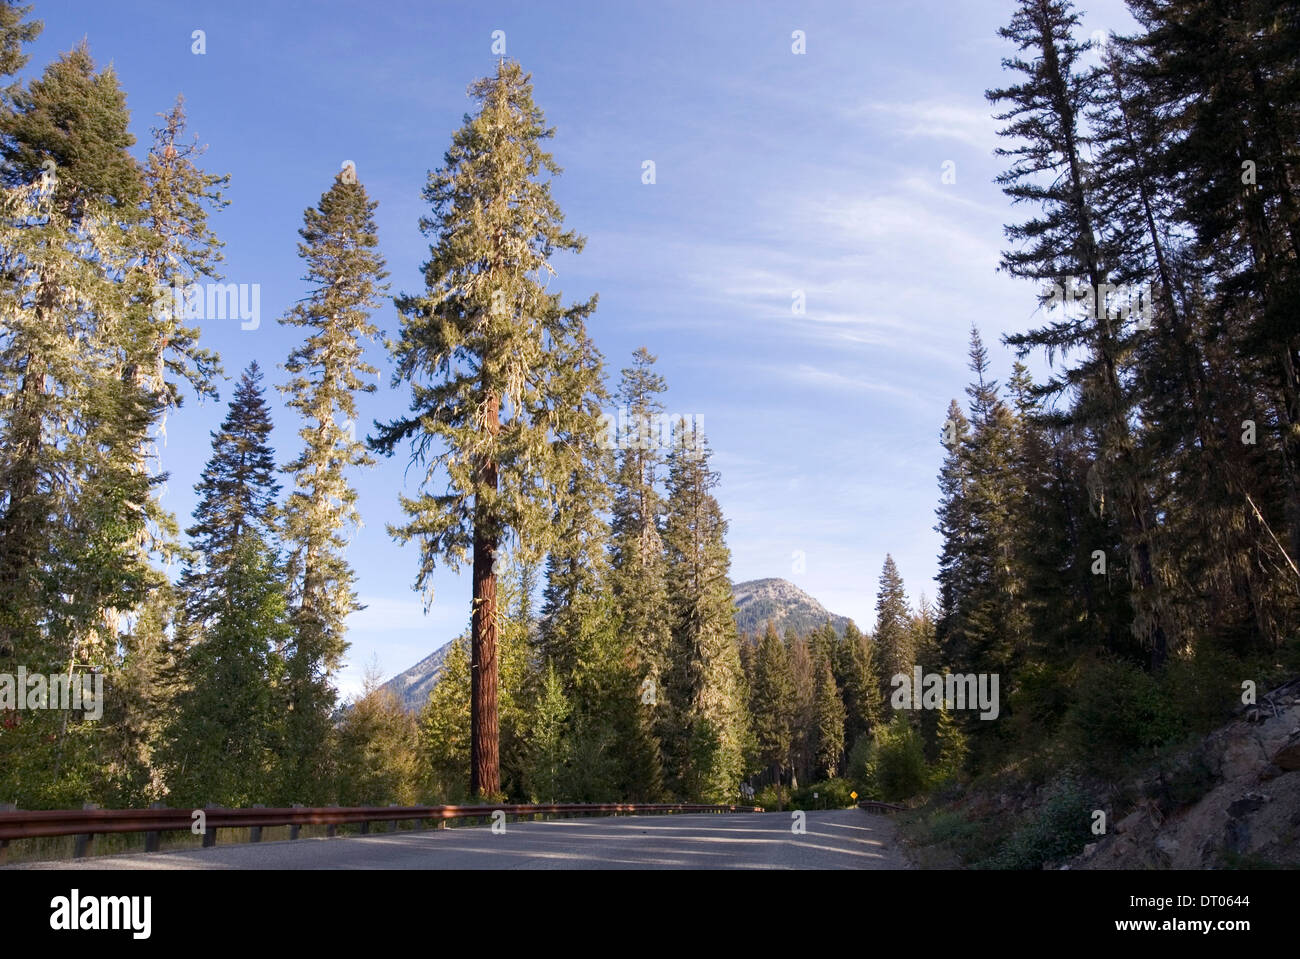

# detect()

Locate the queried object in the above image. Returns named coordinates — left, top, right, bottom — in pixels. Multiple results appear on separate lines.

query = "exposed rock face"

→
left=1074, top=679, right=1300, bottom=869
left=379, top=642, right=455, bottom=713
left=1273, top=732, right=1300, bottom=771
left=731, top=578, right=855, bottom=638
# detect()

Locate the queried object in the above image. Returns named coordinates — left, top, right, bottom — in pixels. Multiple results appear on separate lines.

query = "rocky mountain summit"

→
left=380, top=578, right=856, bottom=711
left=732, top=577, right=854, bottom=638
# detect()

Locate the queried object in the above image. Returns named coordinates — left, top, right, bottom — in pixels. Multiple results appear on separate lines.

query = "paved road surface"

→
left=9, top=809, right=909, bottom=870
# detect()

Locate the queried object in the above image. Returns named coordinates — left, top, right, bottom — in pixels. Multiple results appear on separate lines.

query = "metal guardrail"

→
left=857, top=800, right=904, bottom=813
left=0, top=802, right=764, bottom=861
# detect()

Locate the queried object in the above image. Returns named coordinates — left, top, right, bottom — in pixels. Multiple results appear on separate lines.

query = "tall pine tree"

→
left=662, top=422, right=747, bottom=802
left=987, top=0, right=1172, bottom=666
left=749, top=621, right=794, bottom=797
left=872, top=554, right=913, bottom=714
left=373, top=60, right=604, bottom=797
left=276, top=165, right=388, bottom=802
left=162, top=364, right=287, bottom=806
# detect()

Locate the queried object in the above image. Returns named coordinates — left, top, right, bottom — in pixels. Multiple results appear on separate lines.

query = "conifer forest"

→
left=0, top=0, right=1297, bottom=890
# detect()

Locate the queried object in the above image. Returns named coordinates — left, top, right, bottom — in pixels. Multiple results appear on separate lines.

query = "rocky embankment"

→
left=1074, top=679, right=1300, bottom=869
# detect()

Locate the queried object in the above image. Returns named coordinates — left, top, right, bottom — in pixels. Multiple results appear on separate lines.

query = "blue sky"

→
left=27, top=0, right=1136, bottom=698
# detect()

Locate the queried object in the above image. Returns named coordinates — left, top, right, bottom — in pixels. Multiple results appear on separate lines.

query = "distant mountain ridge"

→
left=379, top=577, right=853, bottom=712
left=379, top=643, right=455, bottom=713
left=732, top=577, right=854, bottom=638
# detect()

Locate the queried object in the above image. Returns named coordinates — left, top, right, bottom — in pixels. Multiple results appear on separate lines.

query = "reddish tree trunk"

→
left=470, top=392, right=501, bottom=798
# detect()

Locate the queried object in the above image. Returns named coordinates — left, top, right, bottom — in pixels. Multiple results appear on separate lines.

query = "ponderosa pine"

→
left=373, top=60, right=604, bottom=798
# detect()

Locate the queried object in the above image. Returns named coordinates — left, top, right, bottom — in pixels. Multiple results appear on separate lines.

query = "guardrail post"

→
left=289, top=803, right=303, bottom=840
left=388, top=803, right=400, bottom=833
left=202, top=803, right=217, bottom=848
left=249, top=804, right=264, bottom=843
left=145, top=802, right=163, bottom=852
left=0, top=802, right=14, bottom=865
left=327, top=804, right=338, bottom=838
left=73, top=802, right=98, bottom=859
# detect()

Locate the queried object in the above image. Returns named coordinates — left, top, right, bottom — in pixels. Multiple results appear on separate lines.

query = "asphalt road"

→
left=9, top=809, right=910, bottom=870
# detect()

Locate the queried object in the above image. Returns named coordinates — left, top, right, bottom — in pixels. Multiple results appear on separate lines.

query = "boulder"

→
left=1271, top=733, right=1300, bottom=771
left=1219, top=729, right=1265, bottom=780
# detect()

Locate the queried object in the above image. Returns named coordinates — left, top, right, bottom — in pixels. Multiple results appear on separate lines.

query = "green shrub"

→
left=846, top=734, right=873, bottom=791
left=1005, top=660, right=1073, bottom=752
left=1148, top=750, right=1217, bottom=809
left=919, top=808, right=1002, bottom=864
left=930, top=707, right=968, bottom=787
left=1061, top=656, right=1183, bottom=775
left=791, top=778, right=855, bottom=809
left=1161, top=645, right=1241, bottom=735
left=982, top=773, right=1096, bottom=870
left=754, top=783, right=788, bottom=810
left=870, top=715, right=930, bottom=801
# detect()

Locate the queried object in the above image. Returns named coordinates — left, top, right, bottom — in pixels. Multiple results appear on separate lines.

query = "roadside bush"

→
left=982, top=773, right=1096, bottom=869
left=870, top=715, right=930, bottom=801
left=791, top=778, right=855, bottom=809
left=918, top=808, right=1002, bottom=864
left=846, top=734, right=873, bottom=791
left=754, top=783, right=787, bottom=810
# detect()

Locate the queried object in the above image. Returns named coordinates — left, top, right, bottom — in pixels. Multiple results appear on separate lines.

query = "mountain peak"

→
left=732, top=577, right=854, bottom=638
left=380, top=577, right=854, bottom=712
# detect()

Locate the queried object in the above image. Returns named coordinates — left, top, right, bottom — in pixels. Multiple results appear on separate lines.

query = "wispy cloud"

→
left=662, top=174, right=1020, bottom=373
left=778, top=363, right=926, bottom=403
left=849, top=99, right=1001, bottom=153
